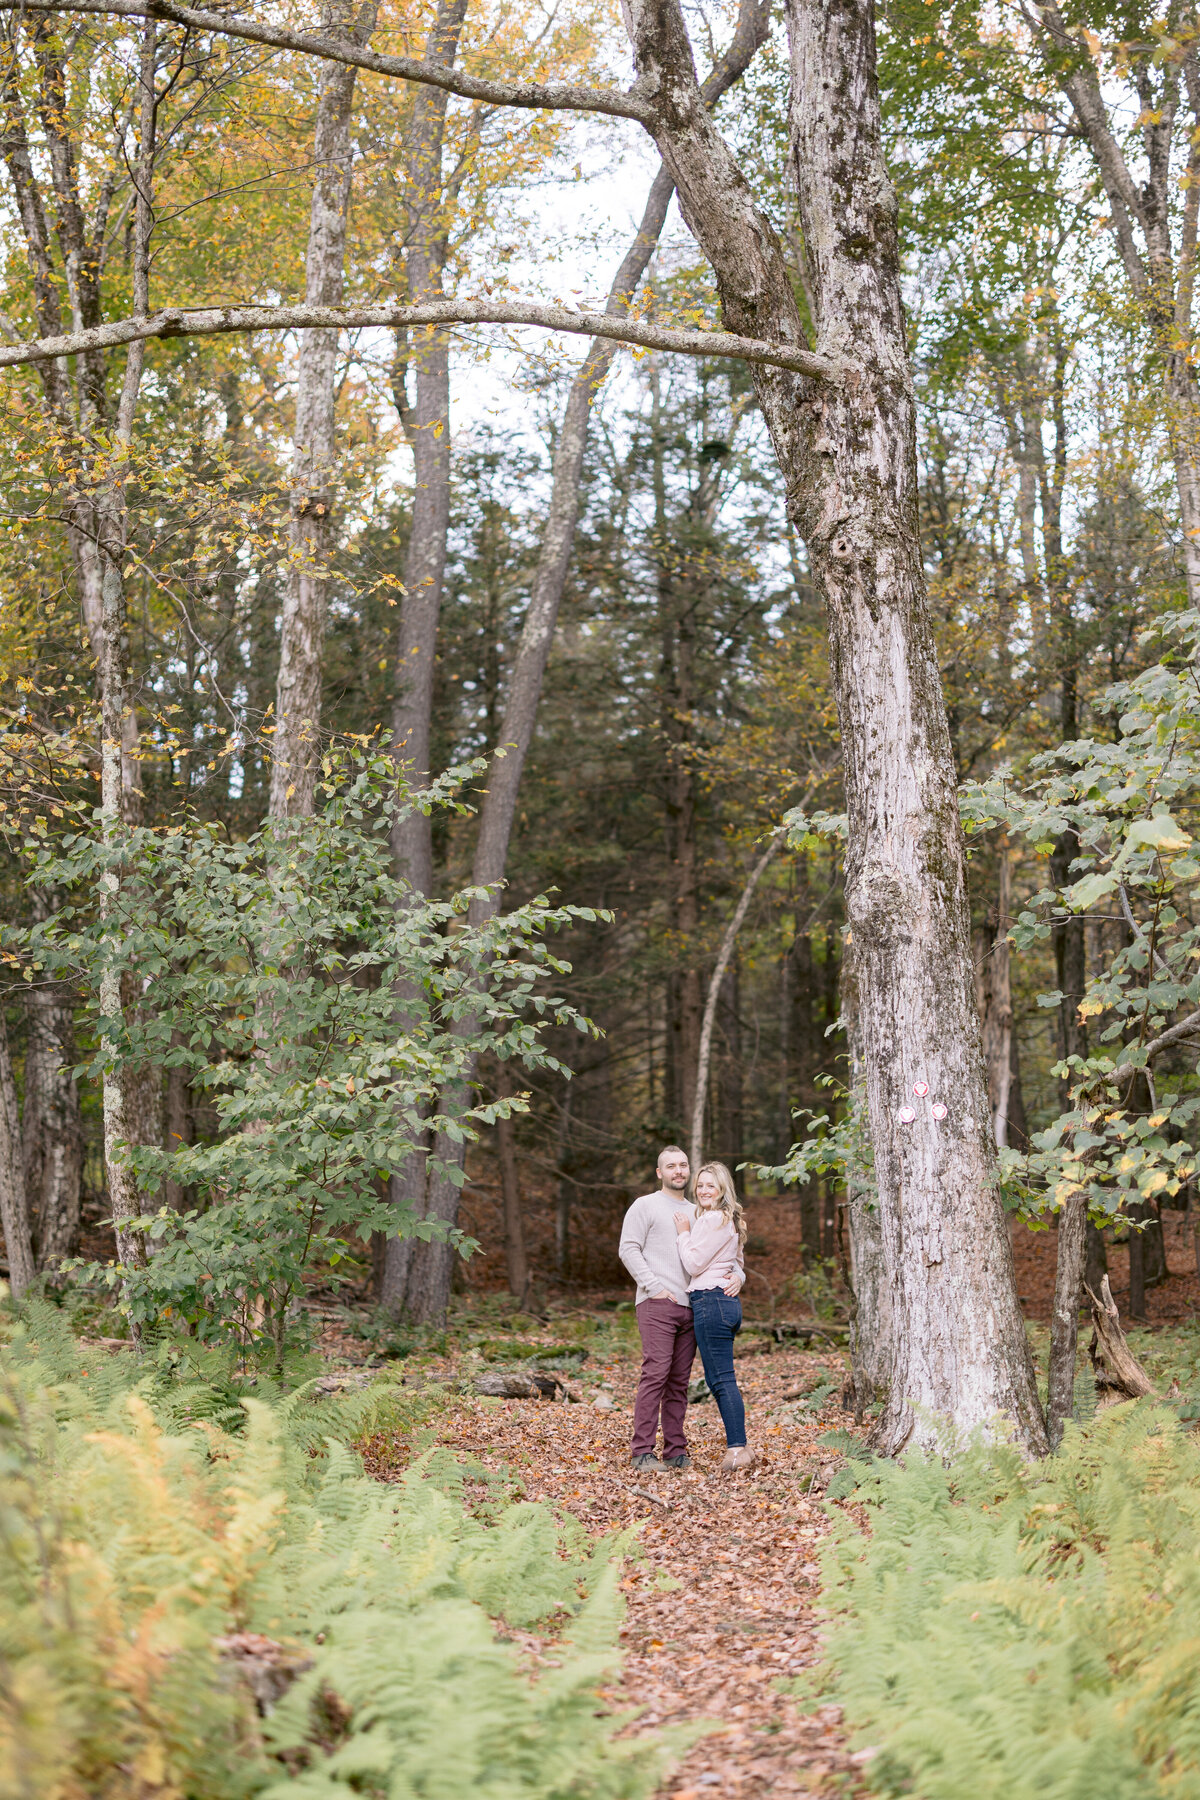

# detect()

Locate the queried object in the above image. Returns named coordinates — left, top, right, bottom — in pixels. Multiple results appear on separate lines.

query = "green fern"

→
left=0, top=1315, right=692, bottom=1799
left=815, top=1403, right=1200, bottom=1799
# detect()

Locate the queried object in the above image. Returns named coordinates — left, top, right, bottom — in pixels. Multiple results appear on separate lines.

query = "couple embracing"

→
left=618, top=1145, right=756, bottom=1474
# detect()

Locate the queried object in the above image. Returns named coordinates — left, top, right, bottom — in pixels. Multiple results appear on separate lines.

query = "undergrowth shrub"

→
left=816, top=1402, right=1200, bottom=1798
left=0, top=1305, right=687, bottom=1799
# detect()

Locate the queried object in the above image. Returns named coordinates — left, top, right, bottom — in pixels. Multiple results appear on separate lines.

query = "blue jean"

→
left=689, top=1288, right=746, bottom=1447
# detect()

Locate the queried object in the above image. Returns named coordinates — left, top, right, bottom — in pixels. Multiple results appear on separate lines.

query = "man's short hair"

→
left=656, top=1144, right=686, bottom=1167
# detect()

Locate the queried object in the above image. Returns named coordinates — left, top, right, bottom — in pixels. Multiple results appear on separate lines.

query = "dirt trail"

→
left=365, top=1342, right=867, bottom=1799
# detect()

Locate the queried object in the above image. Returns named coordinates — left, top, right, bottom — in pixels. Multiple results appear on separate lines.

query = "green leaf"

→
left=1124, top=813, right=1192, bottom=855
left=1066, top=872, right=1117, bottom=910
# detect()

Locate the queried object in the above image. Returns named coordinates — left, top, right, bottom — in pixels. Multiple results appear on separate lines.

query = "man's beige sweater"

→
left=618, top=1189, right=695, bottom=1306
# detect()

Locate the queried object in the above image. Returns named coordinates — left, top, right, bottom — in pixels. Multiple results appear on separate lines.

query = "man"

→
left=618, top=1145, right=740, bottom=1472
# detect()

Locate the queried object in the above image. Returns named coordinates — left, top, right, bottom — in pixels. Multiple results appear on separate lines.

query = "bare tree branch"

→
left=0, top=297, right=845, bottom=379
left=0, top=0, right=653, bottom=121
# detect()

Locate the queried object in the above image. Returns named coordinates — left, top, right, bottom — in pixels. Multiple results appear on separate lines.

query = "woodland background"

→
left=8, top=4, right=1200, bottom=1797
left=0, top=0, right=1193, bottom=1317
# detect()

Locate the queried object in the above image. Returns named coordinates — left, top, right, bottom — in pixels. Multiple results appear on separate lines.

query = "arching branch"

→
left=0, top=298, right=845, bottom=381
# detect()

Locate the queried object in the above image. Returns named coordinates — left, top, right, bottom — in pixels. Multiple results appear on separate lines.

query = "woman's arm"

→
left=678, top=1213, right=734, bottom=1277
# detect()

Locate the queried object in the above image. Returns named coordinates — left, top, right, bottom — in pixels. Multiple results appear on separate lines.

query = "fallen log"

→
left=473, top=1369, right=581, bottom=1401
left=768, top=1320, right=850, bottom=1344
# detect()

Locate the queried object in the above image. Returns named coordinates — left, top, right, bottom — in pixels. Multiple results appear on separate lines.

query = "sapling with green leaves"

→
left=19, top=745, right=601, bottom=1358
left=965, top=603, right=1200, bottom=1439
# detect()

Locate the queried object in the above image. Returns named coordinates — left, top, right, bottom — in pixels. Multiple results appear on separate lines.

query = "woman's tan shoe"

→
left=720, top=1445, right=757, bottom=1472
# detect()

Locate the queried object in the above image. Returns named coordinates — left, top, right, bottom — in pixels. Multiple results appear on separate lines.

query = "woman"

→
left=674, top=1161, right=756, bottom=1471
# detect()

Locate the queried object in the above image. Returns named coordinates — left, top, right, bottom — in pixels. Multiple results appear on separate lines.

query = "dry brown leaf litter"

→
left=363, top=1342, right=870, bottom=1800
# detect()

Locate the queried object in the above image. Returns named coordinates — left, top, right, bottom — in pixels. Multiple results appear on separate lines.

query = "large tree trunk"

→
left=270, top=1, right=377, bottom=820
left=626, top=0, right=1046, bottom=1452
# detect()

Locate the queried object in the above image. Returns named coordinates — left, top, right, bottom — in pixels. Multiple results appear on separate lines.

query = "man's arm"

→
left=619, top=1199, right=670, bottom=1298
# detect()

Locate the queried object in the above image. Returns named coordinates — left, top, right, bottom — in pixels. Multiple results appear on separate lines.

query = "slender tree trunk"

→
left=391, top=10, right=768, bottom=1324
left=690, top=830, right=782, bottom=1167
left=2, top=20, right=158, bottom=1283
left=652, top=364, right=703, bottom=1139
left=270, top=1, right=378, bottom=820
left=1128, top=1221, right=1147, bottom=1320
left=1085, top=1219, right=1108, bottom=1296
left=1031, top=12, right=1200, bottom=605
left=975, top=843, right=1014, bottom=1148
left=162, top=1051, right=191, bottom=1212
left=716, top=962, right=743, bottom=1168
left=494, top=1065, right=528, bottom=1302
left=379, top=0, right=469, bottom=1314
left=0, top=1006, right=34, bottom=1298
left=626, top=0, right=1047, bottom=1451
left=22, top=974, right=82, bottom=1270
left=389, top=0, right=468, bottom=894
left=1047, top=1189, right=1087, bottom=1448
left=96, top=19, right=158, bottom=1301
left=468, top=0, right=767, bottom=912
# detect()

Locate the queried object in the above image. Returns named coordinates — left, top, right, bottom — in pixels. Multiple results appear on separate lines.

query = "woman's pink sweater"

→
left=678, top=1209, right=744, bottom=1292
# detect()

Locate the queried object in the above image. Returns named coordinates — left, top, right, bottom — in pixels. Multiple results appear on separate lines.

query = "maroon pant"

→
left=631, top=1297, right=696, bottom=1459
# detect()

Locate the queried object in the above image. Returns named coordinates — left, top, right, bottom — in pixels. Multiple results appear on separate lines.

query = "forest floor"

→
left=356, top=1327, right=870, bottom=1800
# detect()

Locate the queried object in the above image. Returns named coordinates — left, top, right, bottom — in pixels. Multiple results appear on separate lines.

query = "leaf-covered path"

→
left=365, top=1341, right=868, bottom=1799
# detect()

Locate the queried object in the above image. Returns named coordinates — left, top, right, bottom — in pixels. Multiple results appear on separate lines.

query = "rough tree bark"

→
left=624, top=0, right=1047, bottom=1451
left=841, top=950, right=891, bottom=1416
left=269, top=1, right=378, bottom=819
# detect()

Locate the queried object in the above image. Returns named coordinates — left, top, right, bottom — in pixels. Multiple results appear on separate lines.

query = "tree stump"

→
left=1084, top=1275, right=1156, bottom=1405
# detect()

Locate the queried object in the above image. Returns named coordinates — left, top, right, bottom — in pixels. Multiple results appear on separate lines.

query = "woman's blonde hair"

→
left=693, top=1161, right=747, bottom=1248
